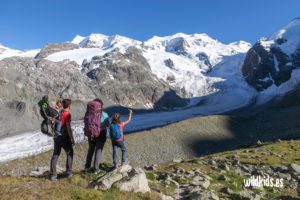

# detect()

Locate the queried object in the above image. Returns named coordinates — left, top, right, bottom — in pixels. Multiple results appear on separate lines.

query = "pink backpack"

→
left=84, top=100, right=102, bottom=138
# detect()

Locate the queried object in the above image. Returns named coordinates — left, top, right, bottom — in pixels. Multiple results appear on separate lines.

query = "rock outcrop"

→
left=91, top=165, right=150, bottom=194
left=196, top=52, right=212, bottom=67
left=115, top=167, right=151, bottom=193
left=164, top=58, right=176, bottom=70
left=83, top=47, right=187, bottom=109
left=35, top=43, right=79, bottom=59
left=289, top=163, right=300, bottom=175
left=242, top=18, right=300, bottom=91
left=165, top=37, right=190, bottom=56
left=242, top=41, right=297, bottom=91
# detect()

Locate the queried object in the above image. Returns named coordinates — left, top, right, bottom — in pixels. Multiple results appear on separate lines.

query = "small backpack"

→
left=38, top=99, right=55, bottom=137
left=84, top=101, right=102, bottom=138
left=38, top=100, right=58, bottom=119
left=109, top=123, right=122, bottom=141
left=41, top=119, right=55, bottom=137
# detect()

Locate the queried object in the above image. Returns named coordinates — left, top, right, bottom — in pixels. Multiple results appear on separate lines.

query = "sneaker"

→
left=67, top=173, right=73, bottom=179
left=121, top=162, right=128, bottom=166
left=50, top=175, right=58, bottom=181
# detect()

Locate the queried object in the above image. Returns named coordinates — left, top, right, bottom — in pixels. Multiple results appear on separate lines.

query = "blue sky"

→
left=0, top=0, right=299, bottom=49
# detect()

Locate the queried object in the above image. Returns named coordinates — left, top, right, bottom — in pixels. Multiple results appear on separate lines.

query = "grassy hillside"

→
left=0, top=174, right=159, bottom=200
left=0, top=139, right=299, bottom=200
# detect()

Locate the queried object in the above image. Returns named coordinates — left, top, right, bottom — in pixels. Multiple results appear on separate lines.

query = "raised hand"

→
left=128, top=109, right=133, bottom=115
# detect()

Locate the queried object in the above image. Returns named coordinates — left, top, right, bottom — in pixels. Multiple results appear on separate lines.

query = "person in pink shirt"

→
left=110, top=109, right=133, bottom=169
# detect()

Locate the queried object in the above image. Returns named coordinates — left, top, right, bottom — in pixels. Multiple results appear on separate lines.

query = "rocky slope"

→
left=143, top=140, right=300, bottom=200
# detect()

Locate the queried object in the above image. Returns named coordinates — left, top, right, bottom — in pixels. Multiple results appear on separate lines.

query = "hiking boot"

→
left=50, top=175, right=58, bottom=181
left=109, top=165, right=117, bottom=172
left=121, top=162, right=128, bottom=166
left=84, top=168, right=90, bottom=173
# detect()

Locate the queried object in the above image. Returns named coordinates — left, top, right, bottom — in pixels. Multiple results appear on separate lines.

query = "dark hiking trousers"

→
left=50, top=136, right=73, bottom=176
left=85, top=130, right=107, bottom=171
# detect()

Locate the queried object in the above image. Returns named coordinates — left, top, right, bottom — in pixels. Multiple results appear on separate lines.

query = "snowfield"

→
left=46, top=48, right=106, bottom=64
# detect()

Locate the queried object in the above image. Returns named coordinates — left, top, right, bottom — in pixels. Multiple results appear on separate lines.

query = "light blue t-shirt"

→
left=101, top=111, right=109, bottom=129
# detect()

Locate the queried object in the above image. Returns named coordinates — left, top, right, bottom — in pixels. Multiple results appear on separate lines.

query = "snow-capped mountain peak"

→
left=71, top=33, right=141, bottom=50
left=72, top=33, right=110, bottom=48
left=270, top=17, right=300, bottom=55
left=71, top=35, right=86, bottom=44
left=228, top=41, right=252, bottom=52
left=45, top=32, right=252, bottom=98
left=0, top=44, right=40, bottom=60
left=144, top=32, right=219, bottom=48
left=141, top=33, right=252, bottom=98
